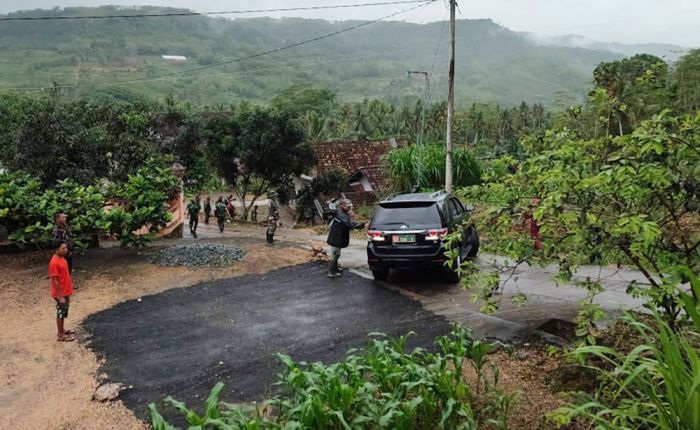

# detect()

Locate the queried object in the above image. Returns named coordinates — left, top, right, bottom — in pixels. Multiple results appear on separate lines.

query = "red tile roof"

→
left=349, top=165, right=387, bottom=190
left=312, top=139, right=406, bottom=176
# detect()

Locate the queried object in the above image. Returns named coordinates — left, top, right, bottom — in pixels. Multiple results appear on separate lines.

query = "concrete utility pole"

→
left=445, top=0, right=456, bottom=193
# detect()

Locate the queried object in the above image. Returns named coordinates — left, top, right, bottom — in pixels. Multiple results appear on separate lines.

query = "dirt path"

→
left=0, top=237, right=313, bottom=430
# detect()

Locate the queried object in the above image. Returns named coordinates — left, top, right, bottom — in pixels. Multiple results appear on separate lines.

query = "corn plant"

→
left=150, top=326, right=512, bottom=429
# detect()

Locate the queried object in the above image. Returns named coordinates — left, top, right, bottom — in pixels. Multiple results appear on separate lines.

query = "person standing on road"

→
left=203, top=196, right=212, bottom=225
left=227, top=197, right=237, bottom=221
left=266, top=192, right=279, bottom=244
left=215, top=197, right=227, bottom=233
left=52, top=211, right=75, bottom=274
left=186, top=198, right=201, bottom=238
left=49, top=241, right=75, bottom=342
left=251, top=205, right=258, bottom=223
left=326, top=199, right=366, bottom=278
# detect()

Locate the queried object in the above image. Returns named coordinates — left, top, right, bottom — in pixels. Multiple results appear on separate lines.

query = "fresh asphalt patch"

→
left=83, top=262, right=452, bottom=421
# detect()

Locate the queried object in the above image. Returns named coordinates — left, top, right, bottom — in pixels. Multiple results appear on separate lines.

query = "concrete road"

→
left=335, top=237, right=649, bottom=341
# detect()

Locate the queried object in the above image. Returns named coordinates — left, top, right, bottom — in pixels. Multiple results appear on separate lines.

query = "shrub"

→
left=0, top=172, right=107, bottom=249
left=550, top=271, right=700, bottom=429
left=0, top=159, right=179, bottom=249
left=455, top=111, right=700, bottom=328
left=104, top=161, right=179, bottom=247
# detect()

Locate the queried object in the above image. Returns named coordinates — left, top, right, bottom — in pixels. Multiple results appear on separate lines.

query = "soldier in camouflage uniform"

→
left=186, top=198, right=201, bottom=238
left=215, top=197, right=227, bottom=233
left=203, top=196, right=212, bottom=224
left=52, top=211, right=75, bottom=273
left=266, top=192, right=279, bottom=244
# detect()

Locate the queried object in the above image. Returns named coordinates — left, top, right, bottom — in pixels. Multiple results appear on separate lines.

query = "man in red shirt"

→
left=49, top=241, right=75, bottom=342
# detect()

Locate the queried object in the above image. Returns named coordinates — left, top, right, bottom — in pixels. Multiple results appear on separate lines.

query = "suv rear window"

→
left=372, top=202, right=442, bottom=226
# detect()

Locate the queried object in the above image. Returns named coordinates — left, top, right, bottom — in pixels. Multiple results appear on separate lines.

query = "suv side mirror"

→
left=465, top=204, right=475, bottom=212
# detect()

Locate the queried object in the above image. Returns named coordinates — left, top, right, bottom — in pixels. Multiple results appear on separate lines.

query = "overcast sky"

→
left=1, top=0, right=698, bottom=47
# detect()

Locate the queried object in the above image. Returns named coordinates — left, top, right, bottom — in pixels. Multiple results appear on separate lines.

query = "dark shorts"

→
left=54, top=296, right=70, bottom=319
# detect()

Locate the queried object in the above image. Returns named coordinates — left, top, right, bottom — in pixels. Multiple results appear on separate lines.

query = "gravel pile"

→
left=149, top=243, right=247, bottom=267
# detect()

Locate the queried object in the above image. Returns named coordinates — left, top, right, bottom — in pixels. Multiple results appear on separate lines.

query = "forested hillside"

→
left=0, top=6, right=625, bottom=106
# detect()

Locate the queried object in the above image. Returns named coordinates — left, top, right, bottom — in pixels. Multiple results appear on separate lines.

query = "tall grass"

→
left=551, top=272, right=700, bottom=429
left=150, top=326, right=512, bottom=429
left=385, top=144, right=482, bottom=192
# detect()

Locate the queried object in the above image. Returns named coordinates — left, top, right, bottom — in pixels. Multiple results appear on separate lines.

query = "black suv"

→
left=366, top=191, right=479, bottom=282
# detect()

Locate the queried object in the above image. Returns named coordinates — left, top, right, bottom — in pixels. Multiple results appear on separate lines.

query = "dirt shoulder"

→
left=0, top=236, right=313, bottom=430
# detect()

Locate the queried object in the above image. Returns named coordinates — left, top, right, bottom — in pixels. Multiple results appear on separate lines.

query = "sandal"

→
left=64, top=330, right=75, bottom=335
left=57, top=335, right=76, bottom=342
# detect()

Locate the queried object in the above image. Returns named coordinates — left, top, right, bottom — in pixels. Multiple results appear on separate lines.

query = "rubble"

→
left=93, top=383, right=125, bottom=402
left=148, top=243, right=246, bottom=267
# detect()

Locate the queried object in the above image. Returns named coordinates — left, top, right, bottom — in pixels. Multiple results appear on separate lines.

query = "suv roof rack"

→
left=383, top=192, right=401, bottom=201
left=380, top=190, right=450, bottom=204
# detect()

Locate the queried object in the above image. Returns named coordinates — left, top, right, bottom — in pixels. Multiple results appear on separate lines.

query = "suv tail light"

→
left=426, top=228, right=448, bottom=241
left=367, top=230, right=385, bottom=242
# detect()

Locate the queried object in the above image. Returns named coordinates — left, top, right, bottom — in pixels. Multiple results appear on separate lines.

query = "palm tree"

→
left=305, top=111, right=329, bottom=143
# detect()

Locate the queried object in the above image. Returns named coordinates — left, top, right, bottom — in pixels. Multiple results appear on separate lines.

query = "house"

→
left=293, top=138, right=406, bottom=206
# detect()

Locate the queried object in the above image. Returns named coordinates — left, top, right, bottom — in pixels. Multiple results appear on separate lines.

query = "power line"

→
left=4, top=45, right=421, bottom=92
left=2, top=49, right=407, bottom=82
left=427, top=5, right=450, bottom=102
left=0, top=1, right=431, bottom=22
left=1, top=1, right=435, bottom=91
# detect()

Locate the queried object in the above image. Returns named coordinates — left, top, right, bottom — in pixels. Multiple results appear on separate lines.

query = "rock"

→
left=94, top=383, right=124, bottom=402
left=516, top=351, right=530, bottom=360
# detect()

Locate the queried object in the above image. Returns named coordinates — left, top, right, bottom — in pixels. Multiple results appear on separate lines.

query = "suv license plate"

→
left=393, top=234, right=415, bottom=243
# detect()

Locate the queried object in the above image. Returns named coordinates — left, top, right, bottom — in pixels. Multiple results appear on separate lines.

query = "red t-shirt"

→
left=49, top=255, right=73, bottom=298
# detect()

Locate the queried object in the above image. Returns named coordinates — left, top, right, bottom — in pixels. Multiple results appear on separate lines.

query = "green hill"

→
left=0, top=6, right=624, bottom=107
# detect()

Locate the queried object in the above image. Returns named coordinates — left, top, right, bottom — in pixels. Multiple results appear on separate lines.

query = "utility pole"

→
left=445, top=0, right=456, bottom=192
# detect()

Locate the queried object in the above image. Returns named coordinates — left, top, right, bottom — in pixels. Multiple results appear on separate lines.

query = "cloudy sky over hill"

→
left=2, top=0, right=698, bottom=47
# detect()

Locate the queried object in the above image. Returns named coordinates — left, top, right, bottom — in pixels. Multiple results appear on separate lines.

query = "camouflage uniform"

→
left=52, top=222, right=75, bottom=273
left=203, top=198, right=212, bottom=224
left=215, top=199, right=227, bottom=233
left=266, top=193, right=279, bottom=244
left=186, top=199, right=201, bottom=238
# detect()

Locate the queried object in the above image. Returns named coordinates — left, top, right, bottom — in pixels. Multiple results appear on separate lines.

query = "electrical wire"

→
left=0, top=1, right=432, bottom=21
left=0, top=44, right=413, bottom=81
left=0, top=1, right=435, bottom=91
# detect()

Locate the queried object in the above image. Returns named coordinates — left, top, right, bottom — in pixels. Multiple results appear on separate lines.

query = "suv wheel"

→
left=371, top=267, right=390, bottom=281
left=445, top=249, right=462, bottom=283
